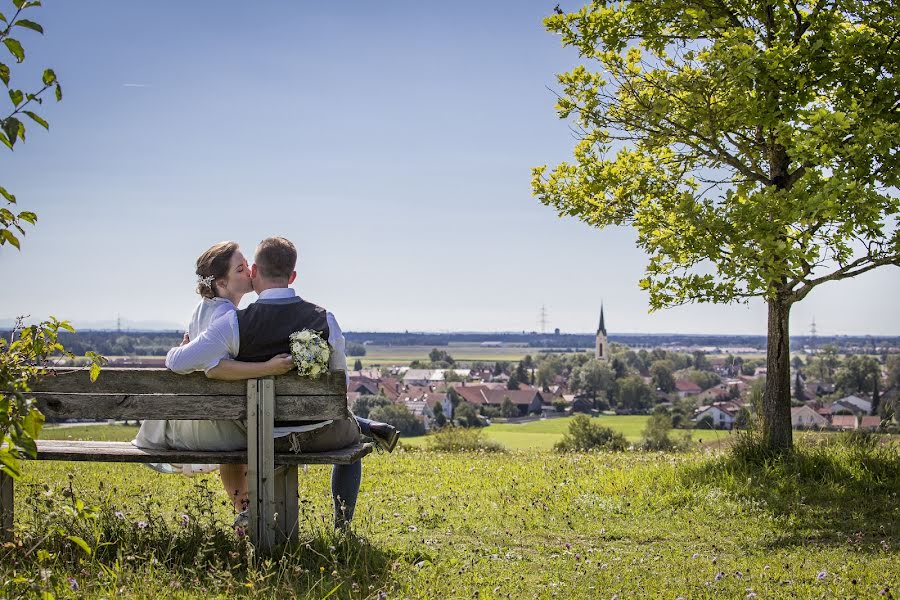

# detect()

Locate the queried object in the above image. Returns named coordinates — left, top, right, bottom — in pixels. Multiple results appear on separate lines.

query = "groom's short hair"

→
left=255, top=236, right=297, bottom=280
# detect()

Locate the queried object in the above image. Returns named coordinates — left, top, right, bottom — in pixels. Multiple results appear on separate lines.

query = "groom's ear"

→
left=250, top=264, right=259, bottom=279
left=288, top=271, right=296, bottom=285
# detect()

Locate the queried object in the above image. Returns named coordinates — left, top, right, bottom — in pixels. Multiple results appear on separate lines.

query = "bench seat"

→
left=34, top=440, right=374, bottom=466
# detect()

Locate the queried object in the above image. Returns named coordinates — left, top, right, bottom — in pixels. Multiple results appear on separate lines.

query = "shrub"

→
left=554, top=415, right=627, bottom=452
left=426, top=427, right=504, bottom=453
left=351, top=395, right=391, bottom=419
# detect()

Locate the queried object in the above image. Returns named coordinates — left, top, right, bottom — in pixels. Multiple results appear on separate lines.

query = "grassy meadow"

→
left=2, top=424, right=897, bottom=598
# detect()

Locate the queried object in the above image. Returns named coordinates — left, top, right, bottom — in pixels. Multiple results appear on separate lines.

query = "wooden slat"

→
left=274, top=465, right=299, bottom=543
left=33, top=368, right=346, bottom=396
left=31, top=440, right=373, bottom=465
left=33, top=393, right=348, bottom=421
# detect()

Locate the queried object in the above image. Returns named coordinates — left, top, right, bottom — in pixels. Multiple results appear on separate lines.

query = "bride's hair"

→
left=195, top=241, right=239, bottom=299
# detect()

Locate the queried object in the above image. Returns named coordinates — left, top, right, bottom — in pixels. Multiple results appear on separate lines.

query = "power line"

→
left=538, top=304, right=548, bottom=334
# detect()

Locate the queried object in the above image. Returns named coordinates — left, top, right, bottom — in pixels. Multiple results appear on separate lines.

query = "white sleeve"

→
left=165, top=311, right=240, bottom=374
left=326, top=312, right=348, bottom=386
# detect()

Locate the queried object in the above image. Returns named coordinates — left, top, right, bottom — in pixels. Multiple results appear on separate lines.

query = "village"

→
left=342, top=307, right=900, bottom=438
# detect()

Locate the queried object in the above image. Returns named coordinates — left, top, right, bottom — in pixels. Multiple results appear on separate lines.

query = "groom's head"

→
left=251, top=236, right=297, bottom=292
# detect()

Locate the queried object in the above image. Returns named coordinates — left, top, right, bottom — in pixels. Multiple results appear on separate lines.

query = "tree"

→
left=616, top=375, right=654, bottom=412
left=793, top=371, right=806, bottom=402
left=506, top=374, right=520, bottom=390
left=569, top=359, right=615, bottom=401
left=369, top=404, right=425, bottom=437
left=534, top=2, right=900, bottom=453
left=429, top=348, right=454, bottom=365
left=650, top=361, right=676, bottom=393
left=453, top=402, right=482, bottom=428
left=834, top=355, right=881, bottom=395
left=351, top=395, right=391, bottom=419
left=353, top=358, right=363, bottom=371
left=432, top=403, right=448, bottom=428
left=346, top=343, right=366, bottom=357
left=641, top=408, right=676, bottom=451
left=554, top=415, right=628, bottom=452
left=500, top=396, right=518, bottom=418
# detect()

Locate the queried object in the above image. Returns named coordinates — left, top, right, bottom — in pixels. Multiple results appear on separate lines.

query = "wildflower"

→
left=67, top=577, right=79, bottom=591
left=715, top=572, right=725, bottom=581
left=735, top=571, right=743, bottom=578
left=408, top=525, right=417, bottom=532
left=747, top=593, right=757, bottom=599
left=691, top=553, right=699, bottom=559
left=377, top=592, right=388, bottom=600
left=235, top=526, right=246, bottom=538
left=565, top=543, right=572, bottom=550
left=114, top=511, right=125, bottom=520
left=180, top=514, right=190, bottom=527
left=817, top=570, right=827, bottom=581
left=136, top=521, right=148, bottom=529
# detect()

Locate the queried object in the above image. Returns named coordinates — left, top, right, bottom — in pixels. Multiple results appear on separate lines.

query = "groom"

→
left=167, top=236, right=363, bottom=527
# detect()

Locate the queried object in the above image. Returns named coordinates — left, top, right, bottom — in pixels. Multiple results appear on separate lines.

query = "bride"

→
left=133, top=241, right=399, bottom=517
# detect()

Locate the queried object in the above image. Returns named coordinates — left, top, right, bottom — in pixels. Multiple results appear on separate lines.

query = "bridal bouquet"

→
left=289, top=329, right=330, bottom=377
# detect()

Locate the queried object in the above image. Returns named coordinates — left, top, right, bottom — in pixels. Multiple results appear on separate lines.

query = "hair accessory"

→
left=197, top=274, right=216, bottom=289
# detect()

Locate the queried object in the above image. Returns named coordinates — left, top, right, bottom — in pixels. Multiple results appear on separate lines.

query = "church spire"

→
left=597, top=303, right=606, bottom=336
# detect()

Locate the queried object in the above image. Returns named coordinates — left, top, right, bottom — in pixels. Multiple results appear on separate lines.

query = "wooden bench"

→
left=0, top=368, right=373, bottom=550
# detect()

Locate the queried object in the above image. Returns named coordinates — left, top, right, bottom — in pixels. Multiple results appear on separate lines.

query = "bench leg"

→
left=274, top=465, right=299, bottom=543
left=0, top=470, right=12, bottom=542
left=247, top=378, right=277, bottom=550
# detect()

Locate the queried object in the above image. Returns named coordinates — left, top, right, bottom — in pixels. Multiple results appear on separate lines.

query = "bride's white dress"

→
left=132, top=297, right=245, bottom=475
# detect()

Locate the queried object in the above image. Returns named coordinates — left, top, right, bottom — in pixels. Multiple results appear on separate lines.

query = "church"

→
left=595, top=304, right=608, bottom=362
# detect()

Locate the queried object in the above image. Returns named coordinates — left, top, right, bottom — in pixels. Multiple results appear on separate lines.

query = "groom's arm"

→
left=165, top=312, right=239, bottom=374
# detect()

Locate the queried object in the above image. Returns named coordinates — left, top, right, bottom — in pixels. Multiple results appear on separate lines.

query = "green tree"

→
left=569, top=359, right=615, bottom=401
left=641, top=408, right=676, bottom=451
left=432, top=402, right=448, bottom=428
left=650, top=361, right=676, bottom=393
left=346, top=343, right=366, bottom=357
left=353, top=358, right=363, bottom=371
left=616, top=375, right=654, bottom=412
left=793, top=371, right=806, bottom=402
left=834, top=355, right=881, bottom=395
left=534, top=2, right=900, bottom=452
left=453, top=402, right=482, bottom=428
left=369, top=404, right=425, bottom=437
left=500, top=396, right=518, bottom=418
left=351, top=395, right=391, bottom=419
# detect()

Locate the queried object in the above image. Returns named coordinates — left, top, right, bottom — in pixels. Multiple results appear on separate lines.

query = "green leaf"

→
left=0, top=12, right=7, bottom=23
left=67, top=536, right=92, bottom=556
left=90, top=362, right=101, bottom=383
left=3, top=38, right=24, bottom=63
left=13, top=19, right=43, bottom=34
left=2, top=117, right=20, bottom=146
left=0, top=449, right=22, bottom=480
left=11, top=0, right=26, bottom=9
left=0, top=130, right=11, bottom=150
left=17, top=210, right=36, bottom=224
left=59, top=321, right=75, bottom=333
left=8, top=88, right=22, bottom=106
left=23, top=110, right=47, bottom=129
left=54, top=82, right=61, bottom=101
left=22, top=407, right=44, bottom=439
left=41, top=68, right=56, bottom=86
left=0, top=63, right=9, bottom=87
left=1, top=228, right=20, bottom=248
left=0, top=186, right=15, bottom=203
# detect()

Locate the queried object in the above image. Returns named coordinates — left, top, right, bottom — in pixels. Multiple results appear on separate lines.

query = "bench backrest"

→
left=30, top=368, right=349, bottom=421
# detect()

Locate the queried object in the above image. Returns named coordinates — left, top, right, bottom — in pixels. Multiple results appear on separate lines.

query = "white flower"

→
left=289, top=329, right=330, bottom=377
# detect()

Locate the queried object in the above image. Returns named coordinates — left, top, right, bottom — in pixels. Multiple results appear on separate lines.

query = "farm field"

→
left=401, top=415, right=673, bottom=450
left=347, top=344, right=578, bottom=367
left=7, top=425, right=896, bottom=598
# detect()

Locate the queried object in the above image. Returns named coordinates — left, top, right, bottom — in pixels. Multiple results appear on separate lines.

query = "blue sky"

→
left=1, top=1, right=897, bottom=335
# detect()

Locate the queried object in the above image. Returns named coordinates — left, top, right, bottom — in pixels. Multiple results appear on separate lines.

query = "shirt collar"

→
left=257, top=287, right=297, bottom=301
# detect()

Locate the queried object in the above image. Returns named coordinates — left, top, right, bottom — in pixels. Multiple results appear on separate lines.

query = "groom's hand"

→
left=265, top=354, right=294, bottom=376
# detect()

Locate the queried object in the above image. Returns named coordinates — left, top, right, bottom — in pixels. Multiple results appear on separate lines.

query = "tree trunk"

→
left=762, top=296, right=793, bottom=452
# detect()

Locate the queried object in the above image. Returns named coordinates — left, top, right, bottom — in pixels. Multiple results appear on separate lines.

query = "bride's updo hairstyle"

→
left=195, top=241, right=239, bottom=299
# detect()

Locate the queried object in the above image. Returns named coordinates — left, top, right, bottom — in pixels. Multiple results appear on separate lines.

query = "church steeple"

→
left=595, top=303, right=608, bottom=362
left=597, top=303, right=607, bottom=336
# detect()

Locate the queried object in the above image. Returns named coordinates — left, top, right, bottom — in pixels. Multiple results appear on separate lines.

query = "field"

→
left=348, top=344, right=556, bottom=367
left=401, top=415, right=662, bottom=450
left=3, top=424, right=897, bottom=598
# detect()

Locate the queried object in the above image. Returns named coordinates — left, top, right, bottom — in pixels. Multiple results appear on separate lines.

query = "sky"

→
left=1, top=1, right=898, bottom=336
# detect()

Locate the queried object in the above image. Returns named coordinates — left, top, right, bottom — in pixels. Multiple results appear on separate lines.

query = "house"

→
left=694, top=404, right=737, bottom=429
left=790, top=405, right=829, bottom=429
left=347, top=378, right=380, bottom=396
left=449, top=385, right=543, bottom=416
left=675, top=379, right=703, bottom=398
left=430, top=369, right=471, bottom=382
left=402, top=369, right=434, bottom=386
left=832, top=395, right=872, bottom=416
left=379, top=379, right=402, bottom=402
left=860, top=416, right=882, bottom=432
left=830, top=414, right=858, bottom=430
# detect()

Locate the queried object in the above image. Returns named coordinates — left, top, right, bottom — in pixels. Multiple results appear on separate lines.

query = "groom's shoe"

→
left=369, top=423, right=400, bottom=453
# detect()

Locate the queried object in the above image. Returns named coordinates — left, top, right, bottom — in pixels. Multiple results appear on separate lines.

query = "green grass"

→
left=402, top=415, right=653, bottom=450
left=5, top=425, right=897, bottom=598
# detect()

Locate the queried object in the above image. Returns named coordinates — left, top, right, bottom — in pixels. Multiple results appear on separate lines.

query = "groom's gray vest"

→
left=235, top=295, right=330, bottom=363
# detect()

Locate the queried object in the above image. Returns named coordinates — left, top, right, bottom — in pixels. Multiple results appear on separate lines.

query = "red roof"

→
left=675, top=380, right=703, bottom=393
left=831, top=415, right=858, bottom=429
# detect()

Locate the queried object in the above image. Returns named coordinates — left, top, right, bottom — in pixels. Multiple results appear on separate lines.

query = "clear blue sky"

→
left=1, top=1, right=897, bottom=335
